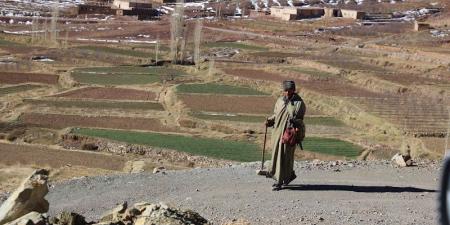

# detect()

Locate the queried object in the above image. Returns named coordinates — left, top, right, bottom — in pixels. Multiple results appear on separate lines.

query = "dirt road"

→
left=47, top=161, right=440, bottom=225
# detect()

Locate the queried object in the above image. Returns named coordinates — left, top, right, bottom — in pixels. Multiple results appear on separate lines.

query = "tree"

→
left=193, top=19, right=202, bottom=69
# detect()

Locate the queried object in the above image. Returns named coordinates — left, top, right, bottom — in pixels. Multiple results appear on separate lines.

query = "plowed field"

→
left=0, top=72, right=59, bottom=85
left=222, top=68, right=386, bottom=98
left=0, top=143, right=125, bottom=171
left=54, top=87, right=156, bottom=101
left=19, top=113, right=175, bottom=132
left=180, top=94, right=276, bottom=114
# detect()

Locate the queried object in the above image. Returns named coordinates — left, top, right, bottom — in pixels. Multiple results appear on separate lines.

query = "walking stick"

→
left=256, top=125, right=269, bottom=176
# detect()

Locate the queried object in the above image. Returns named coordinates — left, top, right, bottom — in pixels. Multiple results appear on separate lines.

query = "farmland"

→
left=24, top=99, right=164, bottom=111
left=71, top=66, right=185, bottom=85
left=177, top=83, right=268, bottom=95
left=54, top=87, right=157, bottom=101
left=0, top=72, right=59, bottom=85
left=19, top=113, right=175, bottom=132
left=180, top=94, right=276, bottom=114
left=0, top=84, right=42, bottom=96
left=73, top=128, right=262, bottom=162
left=0, top=0, right=448, bottom=174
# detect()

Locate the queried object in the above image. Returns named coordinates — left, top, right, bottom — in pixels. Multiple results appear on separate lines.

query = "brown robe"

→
left=267, top=93, right=306, bottom=184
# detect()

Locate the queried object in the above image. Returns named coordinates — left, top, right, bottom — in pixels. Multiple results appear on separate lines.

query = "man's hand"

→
left=265, top=119, right=275, bottom=127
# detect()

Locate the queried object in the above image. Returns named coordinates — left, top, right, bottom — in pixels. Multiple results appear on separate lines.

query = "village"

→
left=0, top=0, right=449, bottom=224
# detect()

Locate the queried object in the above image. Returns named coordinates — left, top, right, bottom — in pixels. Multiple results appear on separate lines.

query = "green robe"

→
left=267, top=93, right=306, bottom=184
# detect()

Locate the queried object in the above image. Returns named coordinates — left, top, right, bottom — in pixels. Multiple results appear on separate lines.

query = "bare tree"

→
left=155, top=35, right=159, bottom=65
left=50, top=2, right=59, bottom=46
left=193, top=19, right=202, bottom=69
left=446, top=109, right=450, bottom=157
left=170, top=0, right=185, bottom=64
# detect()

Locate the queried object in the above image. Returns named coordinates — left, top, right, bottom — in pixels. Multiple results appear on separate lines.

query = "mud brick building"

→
left=112, top=0, right=158, bottom=20
left=270, top=6, right=324, bottom=21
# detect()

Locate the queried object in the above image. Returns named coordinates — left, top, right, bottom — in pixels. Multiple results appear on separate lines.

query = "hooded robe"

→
left=267, top=93, right=306, bottom=184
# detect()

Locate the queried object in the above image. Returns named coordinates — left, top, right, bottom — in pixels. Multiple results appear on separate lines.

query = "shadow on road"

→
left=283, top=184, right=436, bottom=193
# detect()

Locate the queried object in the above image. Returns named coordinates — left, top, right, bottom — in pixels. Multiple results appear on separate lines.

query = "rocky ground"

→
left=41, top=160, right=440, bottom=225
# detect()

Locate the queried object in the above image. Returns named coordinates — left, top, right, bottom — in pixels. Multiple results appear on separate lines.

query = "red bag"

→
left=282, top=127, right=297, bottom=146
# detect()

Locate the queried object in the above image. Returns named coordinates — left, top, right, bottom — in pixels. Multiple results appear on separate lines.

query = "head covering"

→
left=283, top=80, right=296, bottom=91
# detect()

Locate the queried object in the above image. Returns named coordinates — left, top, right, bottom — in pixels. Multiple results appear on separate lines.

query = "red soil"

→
left=20, top=113, right=176, bottom=132
left=54, top=87, right=157, bottom=101
left=0, top=72, right=59, bottom=85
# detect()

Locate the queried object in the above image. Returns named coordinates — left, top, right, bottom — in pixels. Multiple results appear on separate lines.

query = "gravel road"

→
left=47, top=160, right=440, bottom=225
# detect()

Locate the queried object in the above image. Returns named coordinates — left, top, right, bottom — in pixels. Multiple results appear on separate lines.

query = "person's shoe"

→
left=283, top=173, right=297, bottom=186
left=272, top=184, right=282, bottom=191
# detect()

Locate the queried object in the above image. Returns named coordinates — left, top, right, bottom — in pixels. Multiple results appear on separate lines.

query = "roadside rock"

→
left=391, top=153, right=413, bottom=167
left=4, top=212, right=48, bottom=225
left=99, top=202, right=127, bottom=223
left=0, top=169, right=49, bottom=225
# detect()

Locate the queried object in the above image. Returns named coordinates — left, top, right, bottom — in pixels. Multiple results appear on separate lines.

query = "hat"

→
left=282, top=80, right=296, bottom=91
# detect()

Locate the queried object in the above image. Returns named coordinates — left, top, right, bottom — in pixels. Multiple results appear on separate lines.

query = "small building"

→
left=112, top=0, right=152, bottom=10
left=414, top=21, right=431, bottom=31
left=270, top=6, right=324, bottom=21
left=324, top=8, right=340, bottom=18
left=112, top=0, right=158, bottom=20
left=340, top=9, right=365, bottom=19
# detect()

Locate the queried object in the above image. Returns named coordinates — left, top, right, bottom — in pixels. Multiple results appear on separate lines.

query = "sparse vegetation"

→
left=303, top=137, right=362, bottom=158
left=177, top=83, right=268, bottom=95
left=76, top=46, right=153, bottom=58
left=191, top=112, right=266, bottom=123
left=0, top=84, right=41, bottom=96
left=73, top=128, right=262, bottom=162
left=284, top=67, right=335, bottom=78
left=71, top=66, right=185, bottom=85
left=305, top=117, right=345, bottom=127
left=204, top=42, right=268, bottom=51
left=24, top=99, right=164, bottom=111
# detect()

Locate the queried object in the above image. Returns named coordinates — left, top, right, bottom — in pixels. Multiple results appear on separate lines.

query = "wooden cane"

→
left=261, top=125, right=268, bottom=171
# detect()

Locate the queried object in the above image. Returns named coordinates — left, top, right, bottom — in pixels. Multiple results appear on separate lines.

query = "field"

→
left=54, top=87, right=157, bottom=101
left=24, top=99, right=165, bottom=111
left=73, top=128, right=262, bottom=162
left=0, top=72, right=59, bottom=85
left=180, top=94, right=276, bottom=114
left=19, top=113, right=175, bottom=132
left=283, top=67, right=335, bottom=79
left=302, top=137, right=363, bottom=158
left=204, top=42, right=268, bottom=51
left=71, top=66, right=185, bottom=85
left=177, top=83, right=268, bottom=95
left=0, top=84, right=42, bottom=96
left=75, top=45, right=154, bottom=58
left=191, top=112, right=267, bottom=123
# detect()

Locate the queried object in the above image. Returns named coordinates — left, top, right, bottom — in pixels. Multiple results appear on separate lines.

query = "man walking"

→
left=265, top=80, right=306, bottom=191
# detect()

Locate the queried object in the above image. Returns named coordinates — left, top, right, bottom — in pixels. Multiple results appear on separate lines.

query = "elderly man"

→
left=265, top=80, right=306, bottom=191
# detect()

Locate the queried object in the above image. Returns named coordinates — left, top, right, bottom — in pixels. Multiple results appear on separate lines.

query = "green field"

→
left=73, top=128, right=262, bottom=162
left=204, top=42, right=268, bottom=51
left=71, top=66, right=185, bottom=85
left=0, top=85, right=41, bottom=96
left=0, top=38, right=23, bottom=46
left=76, top=46, right=153, bottom=58
left=192, top=112, right=266, bottom=123
left=24, top=99, right=164, bottom=111
left=284, top=67, right=335, bottom=78
left=303, top=137, right=362, bottom=158
left=305, top=117, right=345, bottom=127
left=177, top=83, right=268, bottom=95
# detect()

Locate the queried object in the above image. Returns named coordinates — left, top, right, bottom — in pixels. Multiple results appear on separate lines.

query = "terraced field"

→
left=24, top=99, right=164, bottom=111
left=19, top=113, right=175, bottom=132
left=0, top=84, right=42, bottom=96
left=180, top=94, right=275, bottom=114
left=352, top=97, right=449, bottom=135
left=71, top=66, right=185, bottom=85
left=177, top=83, right=268, bottom=96
left=73, top=128, right=262, bottom=162
left=54, top=87, right=157, bottom=101
left=75, top=45, right=153, bottom=58
left=0, top=72, right=59, bottom=85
